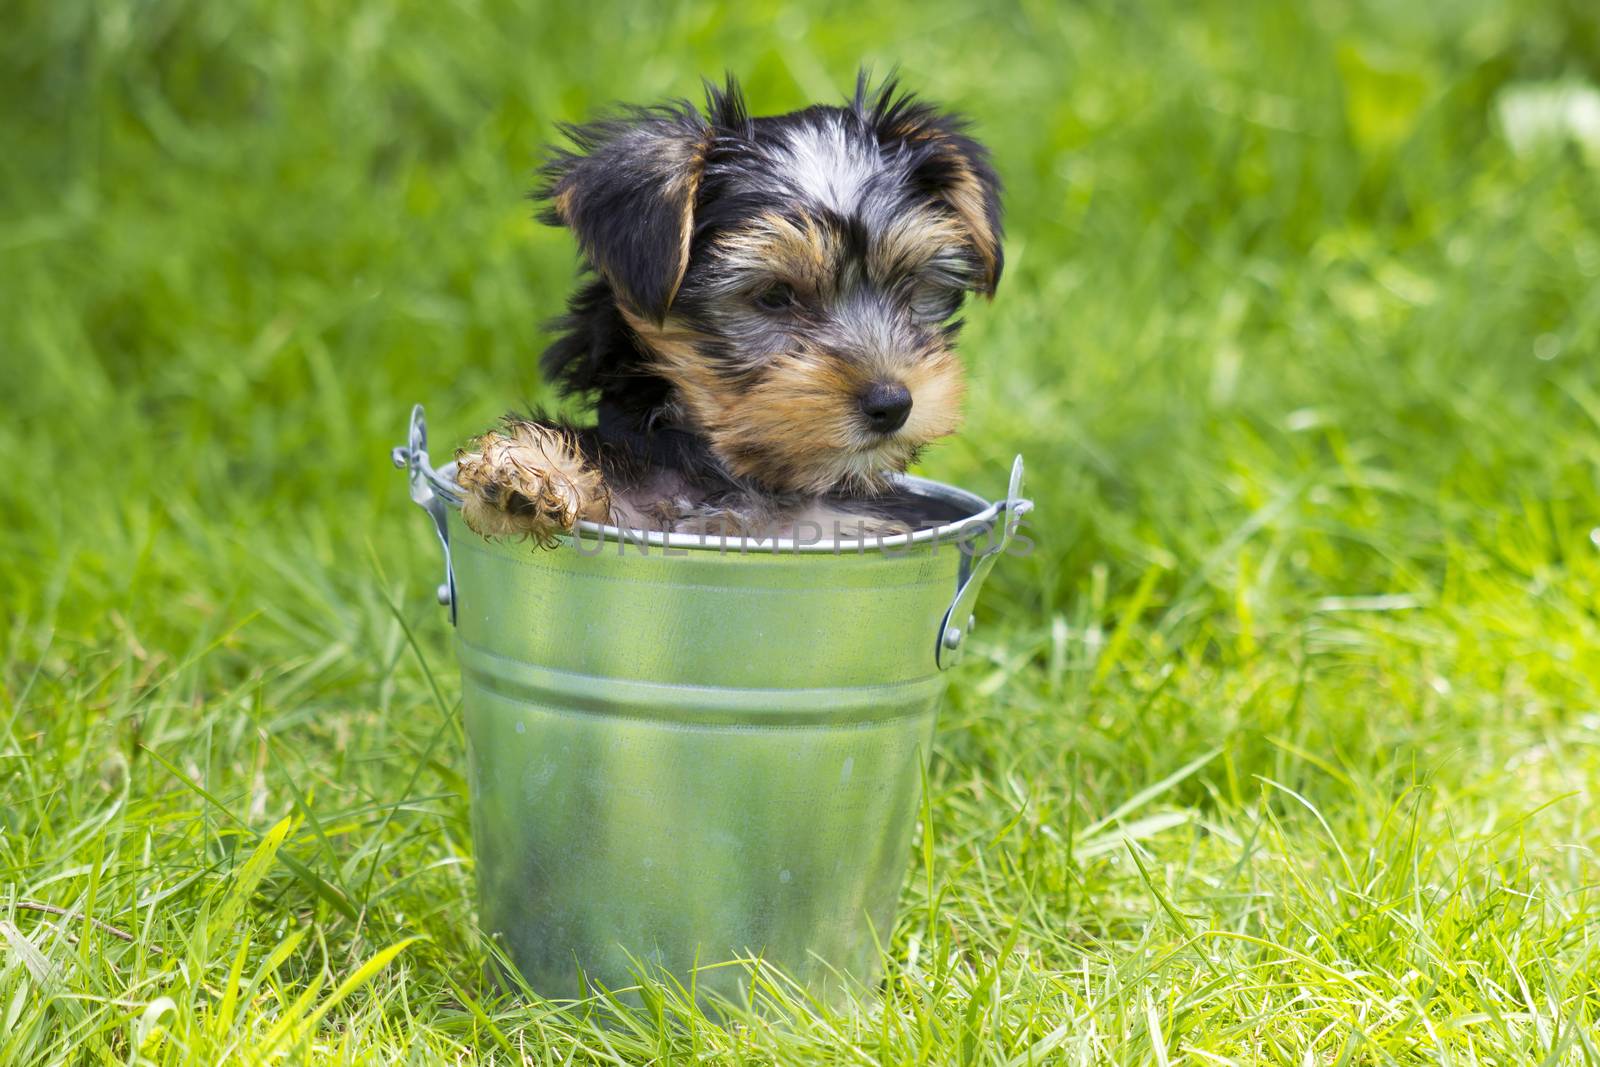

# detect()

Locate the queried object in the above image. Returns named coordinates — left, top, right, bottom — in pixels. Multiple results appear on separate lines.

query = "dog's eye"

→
left=910, top=282, right=964, bottom=323
left=753, top=283, right=797, bottom=312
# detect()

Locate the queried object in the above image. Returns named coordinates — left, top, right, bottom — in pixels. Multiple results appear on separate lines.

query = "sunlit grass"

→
left=3, top=0, right=1599, bottom=1062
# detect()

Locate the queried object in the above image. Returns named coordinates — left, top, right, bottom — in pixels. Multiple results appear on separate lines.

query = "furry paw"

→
left=455, top=420, right=609, bottom=546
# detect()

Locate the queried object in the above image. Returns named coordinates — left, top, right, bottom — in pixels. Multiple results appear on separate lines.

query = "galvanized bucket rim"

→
left=427, top=459, right=1021, bottom=555
left=396, top=405, right=1030, bottom=556
left=395, top=404, right=1029, bottom=669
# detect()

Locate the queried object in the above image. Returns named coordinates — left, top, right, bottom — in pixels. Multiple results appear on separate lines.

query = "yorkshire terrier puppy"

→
left=456, top=74, right=1002, bottom=543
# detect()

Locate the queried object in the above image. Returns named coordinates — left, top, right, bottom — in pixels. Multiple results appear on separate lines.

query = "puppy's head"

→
left=540, top=74, right=1002, bottom=494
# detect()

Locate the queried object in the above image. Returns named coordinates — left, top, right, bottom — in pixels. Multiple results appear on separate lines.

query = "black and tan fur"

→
left=457, top=74, right=1003, bottom=539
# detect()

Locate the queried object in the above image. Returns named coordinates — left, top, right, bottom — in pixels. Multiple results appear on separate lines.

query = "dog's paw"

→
left=455, top=420, right=609, bottom=547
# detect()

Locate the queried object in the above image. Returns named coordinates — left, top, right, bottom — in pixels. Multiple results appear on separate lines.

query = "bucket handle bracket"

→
left=392, top=404, right=457, bottom=625
left=936, top=455, right=1029, bottom=670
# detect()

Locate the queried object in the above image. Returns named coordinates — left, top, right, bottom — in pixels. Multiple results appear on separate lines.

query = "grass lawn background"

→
left=5, top=0, right=1600, bottom=1061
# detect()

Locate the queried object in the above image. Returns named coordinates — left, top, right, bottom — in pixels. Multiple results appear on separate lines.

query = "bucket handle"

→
left=391, top=404, right=458, bottom=625
left=935, top=455, right=1029, bottom=670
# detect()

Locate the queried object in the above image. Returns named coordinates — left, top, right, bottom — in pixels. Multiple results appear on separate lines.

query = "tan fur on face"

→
left=625, top=311, right=965, bottom=494
left=870, top=208, right=976, bottom=283
left=456, top=420, right=611, bottom=545
left=896, top=346, right=966, bottom=444
left=715, top=212, right=836, bottom=297
left=872, top=117, right=1000, bottom=291
left=942, top=158, right=1000, bottom=293
left=719, top=206, right=980, bottom=298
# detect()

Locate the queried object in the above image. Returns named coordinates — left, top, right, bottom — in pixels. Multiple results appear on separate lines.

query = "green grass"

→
left=4, top=0, right=1600, bottom=1062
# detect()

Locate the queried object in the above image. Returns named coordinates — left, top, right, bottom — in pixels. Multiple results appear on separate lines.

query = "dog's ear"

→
left=539, top=104, right=713, bottom=321
left=858, top=74, right=1004, bottom=296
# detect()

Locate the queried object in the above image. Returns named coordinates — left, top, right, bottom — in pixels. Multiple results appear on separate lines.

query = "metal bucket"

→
left=394, top=405, right=1030, bottom=1004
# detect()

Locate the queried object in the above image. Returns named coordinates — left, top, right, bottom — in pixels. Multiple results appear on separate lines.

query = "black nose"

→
left=858, top=381, right=914, bottom=434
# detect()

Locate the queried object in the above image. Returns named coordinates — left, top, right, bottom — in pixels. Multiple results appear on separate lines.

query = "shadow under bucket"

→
left=394, top=405, right=1031, bottom=1005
